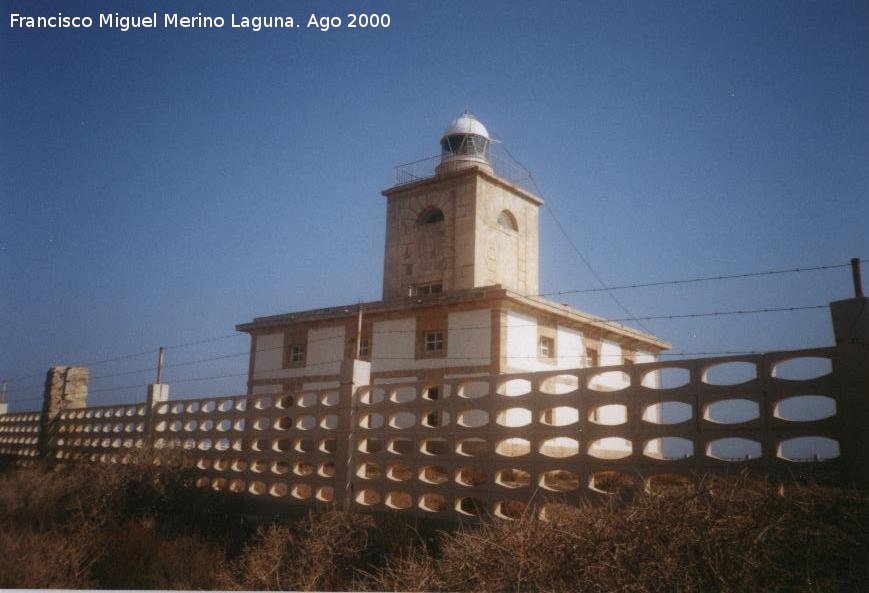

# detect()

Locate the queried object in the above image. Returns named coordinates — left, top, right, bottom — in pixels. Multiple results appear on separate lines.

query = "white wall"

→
left=504, top=311, right=540, bottom=371
left=253, top=333, right=284, bottom=374
left=252, top=326, right=344, bottom=381
left=556, top=326, right=585, bottom=369
left=447, top=309, right=490, bottom=366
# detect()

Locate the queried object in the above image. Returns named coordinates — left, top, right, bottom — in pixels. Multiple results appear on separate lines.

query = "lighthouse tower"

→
left=381, top=111, right=542, bottom=300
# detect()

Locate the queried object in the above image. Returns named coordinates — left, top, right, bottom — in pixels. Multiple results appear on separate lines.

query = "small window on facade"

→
left=425, top=331, right=444, bottom=352
left=497, top=210, right=518, bottom=231
left=411, top=283, right=443, bottom=296
left=418, top=207, right=444, bottom=226
left=359, top=338, right=370, bottom=357
left=539, top=336, right=554, bottom=358
left=289, top=344, right=305, bottom=363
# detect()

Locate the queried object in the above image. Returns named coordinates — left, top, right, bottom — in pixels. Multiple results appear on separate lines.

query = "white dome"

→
left=442, top=112, right=490, bottom=140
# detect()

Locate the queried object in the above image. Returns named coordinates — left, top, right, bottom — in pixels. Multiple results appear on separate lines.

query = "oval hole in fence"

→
left=248, top=481, right=266, bottom=496
left=155, top=421, right=167, bottom=432
left=642, top=367, right=690, bottom=389
left=539, top=437, right=579, bottom=458
left=359, top=413, right=384, bottom=429
left=254, top=397, right=271, bottom=410
left=495, top=438, right=530, bottom=457
left=355, top=489, right=381, bottom=506
left=359, top=388, right=385, bottom=405
left=276, top=395, right=293, bottom=409
left=458, top=381, right=489, bottom=399
left=387, top=438, right=413, bottom=455
left=229, top=479, right=246, bottom=494
left=253, top=417, right=270, bottom=431
left=495, top=468, right=530, bottom=489
left=587, top=371, right=630, bottom=392
left=233, top=418, right=246, bottom=431
left=218, top=400, right=232, bottom=412
left=269, top=483, right=288, bottom=497
left=272, top=461, right=290, bottom=475
left=197, top=439, right=212, bottom=451
left=293, top=415, right=314, bottom=430
left=456, top=467, right=488, bottom=487
left=539, top=374, right=579, bottom=395
left=702, top=362, right=756, bottom=386
left=422, top=385, right=445, bottom=401
left=540, top=469, right=579, bottom=492
left=196, top=458, right=212, bottom=470
left=540, top=406, right=579, bottom=427
left=294, top=438, right=315, bottom=454
left=356, top=462, right=380, bottom=480
left=270, top=438, right=290, bottom=453
left=321, top=391, right=339, bottom=406
left=216, top=438, right=231, bottom=451
left=496, top=407, right=532, bottom=427
left=294, top=461, right=314, bottom=476
left=777, top=437, right=840, bottom=462
left=457, top=437, right=488, bottom=457
left=386, top=491, right=412, bottom=510
left=358, top=438, right=383, bottom=454
left=232, top=438, right=243, bottom=451
left=457, top=409, right=489, bottom=428
left=495, top=499, right=526, bottom=520
left=420, top=438, right=447, bottom=456
left=251, top=459, right=268, bottom=473
left=291, top=483, right=312, bottom=499
left=389, top=412, right=416, bottom=429
left=186, top=402, right=199, bottom=414
left=195, top=477, right=210, bottom=488
left=201, top=401, right=216, bottom=413
left=387, top=463, right=413, bottom=482
left=274, top=416, right=292, bottom=431
left=234, top=399, right=246, bottom=412
left=297, top=392, right=318, bottom=408
left=771, top=357, right=832, bottom=381
left=774, top=396, right=836, bottom=422
left=589, top=471, right=638, bottom=494
left=213, top=458, right=229, bottom=471
left=390, top=386, right=417, bottom=403
left=319, top=439, right=336, bottom=454
left=496, top=378, right=531, bottom=397
left=311, top=466, right=331, bottom=484
left=588, top=404, right=627, bottom=426
left=419, top=493, right=447, bottom=513
left=646, top=473, right=693, bottom=494
left=706, top=437, right=761, bottom=461
left=316, top=486, right=334, bottom=503
left=704, top=399, right=760, bottom=424
left=320, top=414, right=338, bottom=430
left=200, top=419, right=214, bottom=431
left=421, top=410, right=450, bottom=428
left=170, top=421, right=182, bottom=432
left=455, top=497, right=485, bottom=517
left=643, top=437, right=693, bottom=460
left=588, top=437, right=632, bottom=459
left=419, top=465, right=448, bottom=484
left=642, top=401, right=692, bottom=424
left=211, top=478, right=227, bottom=492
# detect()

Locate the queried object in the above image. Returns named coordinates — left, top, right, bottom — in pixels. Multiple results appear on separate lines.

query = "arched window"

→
left=417, top=207, right=444, bottom=226
left=497, top=210, right=518, bottom=231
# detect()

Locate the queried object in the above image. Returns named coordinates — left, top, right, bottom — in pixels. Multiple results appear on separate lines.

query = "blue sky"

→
left=1, top=0, right=867, bottom=409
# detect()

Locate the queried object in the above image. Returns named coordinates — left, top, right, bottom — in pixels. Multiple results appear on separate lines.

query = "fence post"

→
left=145, top=383, right=170, bottom=447
left=39, top=366, right=89, bottom=458
left=829, top=292, right=869, bottom=489
left=335, top=358, right=371, bottom=510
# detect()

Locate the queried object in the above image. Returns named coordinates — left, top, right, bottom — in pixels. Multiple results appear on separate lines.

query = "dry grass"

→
left=0, top=459, right=865, bottom=591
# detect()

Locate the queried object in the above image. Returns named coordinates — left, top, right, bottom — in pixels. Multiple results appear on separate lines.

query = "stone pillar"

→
left=43, top=366, right=89, bottom=419
left=335, top=358, right=371, bottom=510
left=830, top=297, right=869, bottom=489
left=39, top=366, right=89, bottom=458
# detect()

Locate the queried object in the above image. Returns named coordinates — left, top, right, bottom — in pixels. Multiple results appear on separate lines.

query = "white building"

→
left=237, top=112, right=669, bottom=434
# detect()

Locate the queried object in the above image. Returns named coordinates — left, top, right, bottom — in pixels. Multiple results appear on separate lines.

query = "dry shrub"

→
left=225, top=510, right=384, bottom=591
left=0, top=524, right=99, bottom=589
left=420, top=474, right=869, bottom=593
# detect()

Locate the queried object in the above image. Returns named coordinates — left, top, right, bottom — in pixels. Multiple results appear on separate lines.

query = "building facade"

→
left=237, top=113, right=670, bottom=430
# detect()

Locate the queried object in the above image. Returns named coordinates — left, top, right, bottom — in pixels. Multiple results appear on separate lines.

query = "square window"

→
left=289, top=344, right=304, bottom=363
left=359, top=338, right=370, bottom=357
left=539, top=336, right=554, bottom=358
left=425, top=331, right=444, bottom=352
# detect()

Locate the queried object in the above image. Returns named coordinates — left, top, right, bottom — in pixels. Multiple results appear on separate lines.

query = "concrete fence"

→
left=1, top=298, right=867, bottom=521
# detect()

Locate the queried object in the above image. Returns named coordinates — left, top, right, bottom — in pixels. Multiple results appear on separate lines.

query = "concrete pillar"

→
left=0, top=402, right=7, bottom=415
left=830, top=297, right=869, bottom=489
left=336, top=358, right=371, bottom=510
left=145, top=383, right=169, bottom=444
